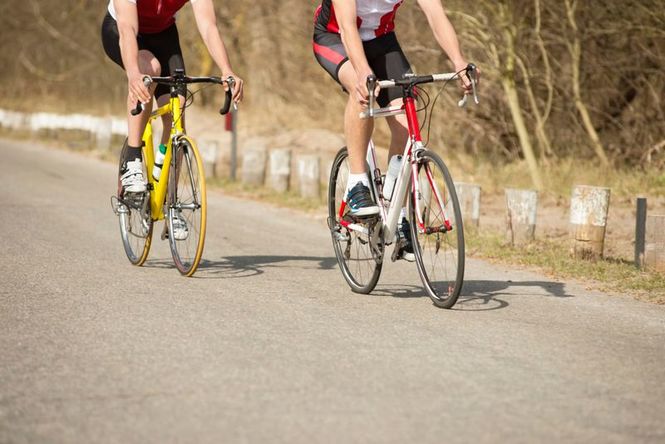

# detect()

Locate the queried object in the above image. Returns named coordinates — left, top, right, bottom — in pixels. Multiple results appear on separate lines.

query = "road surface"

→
left=1, top=138, right=664, bottom=443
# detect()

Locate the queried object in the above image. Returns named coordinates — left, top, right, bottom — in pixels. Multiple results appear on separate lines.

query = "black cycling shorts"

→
left=101, top=12, right=186, bottom=98
left=313, top=31, right=412, bottom=107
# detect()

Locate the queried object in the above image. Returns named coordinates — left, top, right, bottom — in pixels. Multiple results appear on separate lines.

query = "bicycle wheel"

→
left=116, top=139, right=153, bottom=265
left=166, top=136, right=207, bottom=276
left=327, top=147, right=383, bottom=294
left=409, top=150, right=464, bottom=308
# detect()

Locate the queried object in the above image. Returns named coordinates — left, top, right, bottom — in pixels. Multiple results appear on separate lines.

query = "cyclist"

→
left=313, top=0, right=475, bottom=260
left=101, top=0, right=244, bottom=195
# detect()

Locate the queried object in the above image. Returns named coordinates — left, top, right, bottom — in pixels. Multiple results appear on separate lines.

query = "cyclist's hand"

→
left=225, top=72, right=244, bottom=103
left=355, top=70, right=378, bottom=105
left=128, top=71, right=151, bottom=105
left=455, top=61, right=479, bottom=94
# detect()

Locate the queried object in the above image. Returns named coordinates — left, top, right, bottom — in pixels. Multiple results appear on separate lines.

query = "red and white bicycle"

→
left=327, top=64, right=479, bottom=308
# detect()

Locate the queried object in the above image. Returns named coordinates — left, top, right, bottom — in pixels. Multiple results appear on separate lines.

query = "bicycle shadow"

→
left=145, top=255, right=338, bottom=279
left=453, top=279, right=573, bottom=311
left=370, top=279, right=572, bottom=311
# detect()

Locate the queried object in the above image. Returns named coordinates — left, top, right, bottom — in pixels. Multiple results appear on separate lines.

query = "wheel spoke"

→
left=328, top=148, right=382, bottom=294
left=410, top=151, right=464, bottom=308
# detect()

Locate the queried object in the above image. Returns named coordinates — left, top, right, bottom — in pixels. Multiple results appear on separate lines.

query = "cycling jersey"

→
left=107, top=0, right=197, bottom=34
left=315, top=0, right=405, bottom=42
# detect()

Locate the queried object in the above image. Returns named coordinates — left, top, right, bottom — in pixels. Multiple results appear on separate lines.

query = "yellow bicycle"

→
left=111, top=69, right=234, bottom=276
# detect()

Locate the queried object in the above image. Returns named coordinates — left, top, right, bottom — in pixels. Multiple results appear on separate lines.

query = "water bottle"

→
left=152, top=143, right=167, bottom=181
left=382, top=155, right=402, bottom=201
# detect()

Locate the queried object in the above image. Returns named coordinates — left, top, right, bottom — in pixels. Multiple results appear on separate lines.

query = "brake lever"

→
left=366, top=74, right=377, bottom=118
left=226, top=76, right=238, bottom=111
left=458, top=64, right=479, bottom=108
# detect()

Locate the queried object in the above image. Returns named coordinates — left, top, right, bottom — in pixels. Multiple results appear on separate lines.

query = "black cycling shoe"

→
left=346, top=182, right=380, bottom=217
left=396, top=217, right=416, bottom=262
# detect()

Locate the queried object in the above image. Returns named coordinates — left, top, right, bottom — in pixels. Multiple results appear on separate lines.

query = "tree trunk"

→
left=565, top=0, right=610, bottom=167
left=500, top=6, right=543, bottom=190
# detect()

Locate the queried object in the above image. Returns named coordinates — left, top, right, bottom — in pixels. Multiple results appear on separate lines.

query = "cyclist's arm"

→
left=332, top=0, right=374, bottom=102
left=417, top=0, right=473, bottom=88
left=113, top=0, right=151, bottom=104
left=191, top=0, right=243, bottom=102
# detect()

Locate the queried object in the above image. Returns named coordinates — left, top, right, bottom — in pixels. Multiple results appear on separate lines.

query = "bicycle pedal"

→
left=110, top=196, right=128, bottom=215
left=333, top=231, right=349, bottom=242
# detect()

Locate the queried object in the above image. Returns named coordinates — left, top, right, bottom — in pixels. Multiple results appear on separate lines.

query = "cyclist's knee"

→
left=138, top=50, right=161, bottom=77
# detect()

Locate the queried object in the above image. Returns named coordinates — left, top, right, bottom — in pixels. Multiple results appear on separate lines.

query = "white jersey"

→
left=315, top=0, right=405, bottom=41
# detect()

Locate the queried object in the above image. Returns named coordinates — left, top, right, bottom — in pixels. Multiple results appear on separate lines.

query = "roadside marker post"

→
left=635, top=197, right=647, bottom=269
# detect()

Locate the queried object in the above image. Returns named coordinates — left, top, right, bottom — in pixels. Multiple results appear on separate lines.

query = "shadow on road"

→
left=145, top=255, right=338, bottom=279
left=368, top=280, right=572, bottom=311
left=454, top=280, right=573, bottom=311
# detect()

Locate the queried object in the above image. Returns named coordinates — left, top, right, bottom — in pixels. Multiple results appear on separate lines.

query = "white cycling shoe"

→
left=121, top=160, right=147, bottom=194
left=171, top=213, right=189, bottom=241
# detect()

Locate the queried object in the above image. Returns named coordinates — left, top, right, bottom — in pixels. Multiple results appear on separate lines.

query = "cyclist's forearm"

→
left=201, top=28, right=235, bottom=76
left=339, top=27, right=372, bottom=76
left=113, top=0, right=142, bottom=76
left=192, top=0, right=235, bottom=76
left=418, top=0, right=466, bottom=66
left=333, top=0, right=372, bottom=76
left=117, top=24, right=141, bottom=76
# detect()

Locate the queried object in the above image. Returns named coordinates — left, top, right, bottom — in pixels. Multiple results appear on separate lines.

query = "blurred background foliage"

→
left=1, top=0, right=664, bottom=180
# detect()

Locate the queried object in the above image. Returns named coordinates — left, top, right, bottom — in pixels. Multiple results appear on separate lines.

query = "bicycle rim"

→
left=409, top=150, right=464, bottom=308
left=117, top=140, right=153, bottom=265
left=167, top=136, right=207, bottom=276
left=328, top=148, right=382, bottom=294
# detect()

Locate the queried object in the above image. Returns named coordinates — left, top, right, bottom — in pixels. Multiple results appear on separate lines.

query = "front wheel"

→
left=167, top=136, right=207, bottom=276
left=328, top=147, right=383, bottom=294
left=409, top=150, right=464, bottom=308
left=117, top=139, right=153, bottom=265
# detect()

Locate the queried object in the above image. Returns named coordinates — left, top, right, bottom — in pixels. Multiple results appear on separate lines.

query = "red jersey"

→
left=108, top=0, right=195, bottom=34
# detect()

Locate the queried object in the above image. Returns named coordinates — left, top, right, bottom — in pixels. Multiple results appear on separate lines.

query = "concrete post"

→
left=455, top=182, right=481, bottom=227
left=241, top=148, right=267, bottom=186
left=297, top=155, right=320, bottom=199
left=645, top=214, right=665, bottom=272
left=505, top=188, right=538, bottom=245
left=197, top=139, right=219, bottom=179
left=569, top=185, right=611, bottom=259
left=268, top=149, right=291, bottom=192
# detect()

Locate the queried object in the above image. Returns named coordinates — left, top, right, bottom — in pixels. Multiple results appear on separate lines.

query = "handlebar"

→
left=364, top=63, right=479, bottom=118
left=130, top=73, right=236, bottom=116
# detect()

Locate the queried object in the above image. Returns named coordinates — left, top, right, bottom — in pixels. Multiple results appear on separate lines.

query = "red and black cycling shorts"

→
left=313, top=31, right=412, bottom=107
left=101, top=12, right=186, bottom=99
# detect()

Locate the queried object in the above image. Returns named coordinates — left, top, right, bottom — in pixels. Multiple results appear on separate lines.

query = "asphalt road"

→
left=1, top=138, right=664, bottom=443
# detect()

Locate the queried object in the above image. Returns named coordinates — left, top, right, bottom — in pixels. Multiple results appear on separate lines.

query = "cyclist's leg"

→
left=337, top=62, right=374, bottom=175
left=313, top=30, right=377, bottom=215
left=372, top=34, right=414, bottom=259
left=370, top=33, right=412, bottom=159
left=101, top=12, right=160, bottom=194
left=126, top=51, right=160, bottom=147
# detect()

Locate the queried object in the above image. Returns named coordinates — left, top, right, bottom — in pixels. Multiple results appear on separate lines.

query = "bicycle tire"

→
left=409, top=150, right=464, bottom=308
left=166, top=136, right=207, bottom=276
left=328, top=147, right=383, bottom=294
left=117, top=139, right=153, bottom=265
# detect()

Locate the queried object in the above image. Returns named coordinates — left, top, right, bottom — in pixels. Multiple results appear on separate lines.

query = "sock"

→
left=347, top=173, right=370, bottom=194
left=122, top=144, right=143, bottom=167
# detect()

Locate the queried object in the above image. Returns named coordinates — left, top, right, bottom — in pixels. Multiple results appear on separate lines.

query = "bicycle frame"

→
left=141, top=95, right=184, bottom=221
left=339, top=93, right=449, bottom=244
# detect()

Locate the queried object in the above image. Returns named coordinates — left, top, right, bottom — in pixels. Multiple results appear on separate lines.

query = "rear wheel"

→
left=116, top=139, right=153, bottom=265
left=409, top=150, right=464, bottom=308
left=327, top=147, right=383, bottom=294
left=167, top=136, right=207, bottom=276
